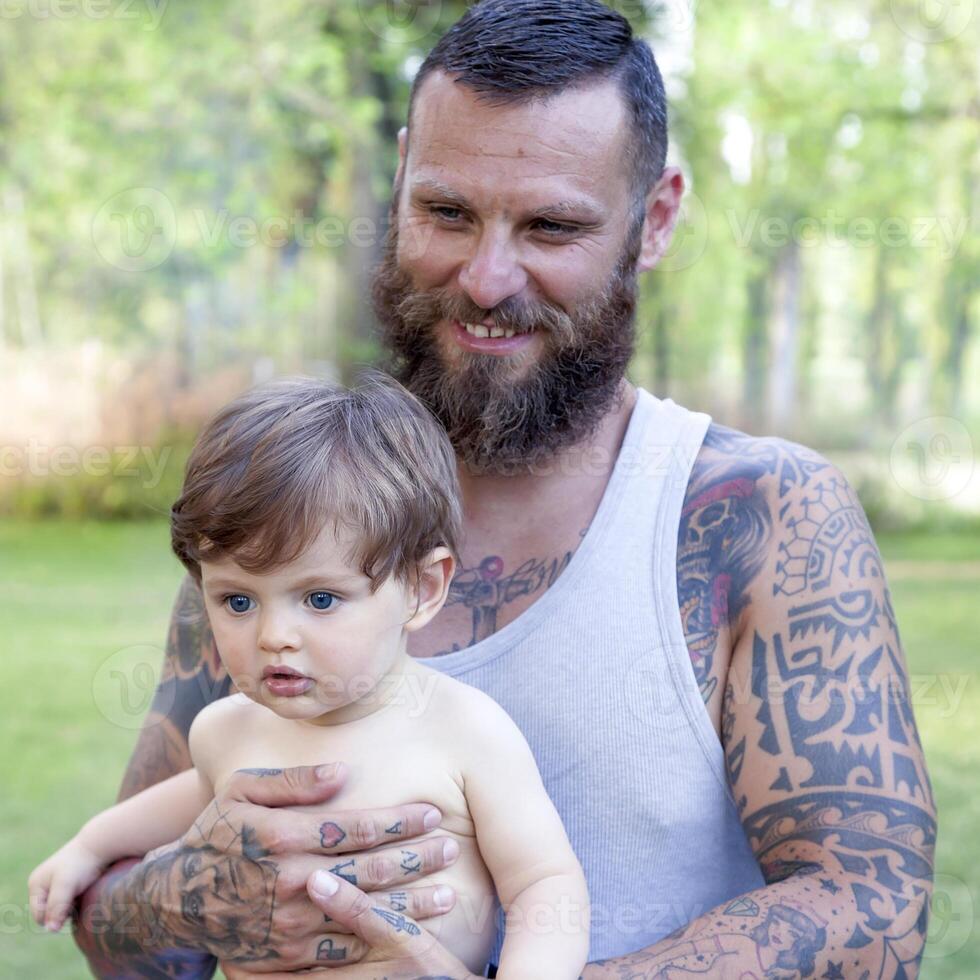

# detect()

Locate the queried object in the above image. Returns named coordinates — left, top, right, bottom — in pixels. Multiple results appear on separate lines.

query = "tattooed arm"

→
left=583, top=426, right=936, bottom=979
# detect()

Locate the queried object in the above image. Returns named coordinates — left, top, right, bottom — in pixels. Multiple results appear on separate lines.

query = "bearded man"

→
left=74, top=2, right=935, bottom=978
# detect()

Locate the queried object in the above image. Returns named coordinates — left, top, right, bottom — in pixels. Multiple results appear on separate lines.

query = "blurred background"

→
left=0, top=0, right=977, bottom=976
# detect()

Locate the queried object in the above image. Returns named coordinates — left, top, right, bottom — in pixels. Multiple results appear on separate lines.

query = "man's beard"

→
left=372, top=215, right=642, bottom=475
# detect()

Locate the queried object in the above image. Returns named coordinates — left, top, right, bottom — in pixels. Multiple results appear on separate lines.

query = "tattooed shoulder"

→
left=676, top=424, right=834, bottom=709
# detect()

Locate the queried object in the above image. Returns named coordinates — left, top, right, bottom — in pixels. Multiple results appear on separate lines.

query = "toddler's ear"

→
left=404, top=547, right=455, bottom=633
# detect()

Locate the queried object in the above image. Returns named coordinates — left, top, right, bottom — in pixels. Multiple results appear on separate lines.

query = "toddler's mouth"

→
left=262, top=665, right=309, bottom=680
left=262, top=665, right=314, bottom=697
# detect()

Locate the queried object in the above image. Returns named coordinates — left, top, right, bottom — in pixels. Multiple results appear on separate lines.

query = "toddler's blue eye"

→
left=308, top=592, right=335, bottom=611
left=226, top=595, right=253, bottom=614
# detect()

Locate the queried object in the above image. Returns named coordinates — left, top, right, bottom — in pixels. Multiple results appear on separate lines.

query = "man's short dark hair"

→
left=409, top=0, right=668, bottom=200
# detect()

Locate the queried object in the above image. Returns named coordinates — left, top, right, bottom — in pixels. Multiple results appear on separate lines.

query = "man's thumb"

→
left=227, top=763, right=347, bottom=806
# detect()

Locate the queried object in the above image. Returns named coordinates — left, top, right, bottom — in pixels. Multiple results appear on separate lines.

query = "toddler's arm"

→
left=28, top=766, right=213, bottom=932
left=27, top=699, right=221, bottom=939
left=460, top=695, right=590, bottom=980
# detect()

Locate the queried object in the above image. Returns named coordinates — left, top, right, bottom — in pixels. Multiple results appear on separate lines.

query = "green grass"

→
left=1, top=521, right=977, bottom=977
left=1, top=522, right=184, bottom=978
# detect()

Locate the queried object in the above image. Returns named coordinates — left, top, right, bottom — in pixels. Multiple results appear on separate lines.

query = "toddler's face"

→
left=200, top=522, right=420, bottom=726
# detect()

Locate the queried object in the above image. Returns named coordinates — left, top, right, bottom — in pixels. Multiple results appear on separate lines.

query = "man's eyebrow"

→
left=409, top=178, right=471, bottom=207
left=410, top=178, right=606, bottom=223
left=529, top=199, right=606, bottom=223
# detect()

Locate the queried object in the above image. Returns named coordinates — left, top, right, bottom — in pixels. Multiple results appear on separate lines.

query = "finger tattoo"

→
left=330, top=858, right=357, bottom=884
left=373, top=908, right=421, bottom=935
left=316, top=937, right=346, bottom=961
left=400, top=849, right=421, bottom=875
left=320, top=822, right=346, bottom=848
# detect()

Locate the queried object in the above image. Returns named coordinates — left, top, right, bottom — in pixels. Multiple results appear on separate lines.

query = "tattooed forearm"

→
left=744, top=791, right=935, bottom=952
left=76, top=816, right=280, bottom=970
left=582, top=873, right=843, bottom=979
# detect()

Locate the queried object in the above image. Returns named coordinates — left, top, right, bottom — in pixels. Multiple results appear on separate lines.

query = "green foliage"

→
left=0, top=0, right=977, bottom=525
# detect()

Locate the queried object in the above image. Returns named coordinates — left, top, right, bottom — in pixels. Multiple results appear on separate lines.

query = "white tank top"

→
left=415, top=388, right=765, bottom=965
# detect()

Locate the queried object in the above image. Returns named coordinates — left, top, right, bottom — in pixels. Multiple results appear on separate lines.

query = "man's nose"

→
left=458, top=227, right=528, bottom=311
left=257, top=610, right=301, bottom=654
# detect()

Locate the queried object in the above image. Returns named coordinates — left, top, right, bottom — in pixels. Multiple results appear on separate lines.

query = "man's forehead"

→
left=407, top=71, right=631, bottom=196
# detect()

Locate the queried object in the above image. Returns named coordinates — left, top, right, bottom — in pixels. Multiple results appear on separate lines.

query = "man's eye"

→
left=225, top=595, right=254, bottom=614
left=431, top=205, right=465, bottom=223
left=534, top=219, right=576, bottom=236
left=307, top=592, right=336, bottom=611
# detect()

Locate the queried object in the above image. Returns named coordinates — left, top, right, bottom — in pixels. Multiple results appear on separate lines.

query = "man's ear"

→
left=404, top=547, right=455, bottom=633
left=637, top=165, right=686, bottom=272
left=394, top=127, right=408, bottom=188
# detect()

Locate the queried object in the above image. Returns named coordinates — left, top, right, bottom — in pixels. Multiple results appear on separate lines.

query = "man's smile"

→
left=451, top=318, right=538, bottom=356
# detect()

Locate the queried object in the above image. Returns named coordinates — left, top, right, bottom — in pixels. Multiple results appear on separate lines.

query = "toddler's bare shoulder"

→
left=189, top=692, right=262, bottom=748
left=416, top=666, right=516, bottom=729
left=412, top=668, right=530, bottom=778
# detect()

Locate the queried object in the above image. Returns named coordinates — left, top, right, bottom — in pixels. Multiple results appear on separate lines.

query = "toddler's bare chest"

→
left=212, top=721, right=474, bottom=835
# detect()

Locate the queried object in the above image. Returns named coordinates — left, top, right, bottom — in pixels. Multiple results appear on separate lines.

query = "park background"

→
left=0, top=0, right=977, bottom=976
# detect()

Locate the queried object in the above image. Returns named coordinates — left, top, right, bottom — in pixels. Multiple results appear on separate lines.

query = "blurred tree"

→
left=0, top=0, right=974, bottom=447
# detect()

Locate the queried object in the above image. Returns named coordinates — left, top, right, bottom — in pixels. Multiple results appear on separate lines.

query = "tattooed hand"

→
left=89, top=764, right=460, bottom=972
left=220, top=869, right=479, bottom=980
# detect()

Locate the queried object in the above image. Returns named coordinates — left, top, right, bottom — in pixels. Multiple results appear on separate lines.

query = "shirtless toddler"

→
left=28, top=375, right=590, bottom=979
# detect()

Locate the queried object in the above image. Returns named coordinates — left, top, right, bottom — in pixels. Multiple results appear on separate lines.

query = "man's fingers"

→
left=307, top=931, right=368, bottom=966
left=377, top=882, right=456, bottom=920
left=316, top=884, right=457, bottom=934
left=313, top=836, right=460, bottom=891
left=307, top=871, right=429, bottom=956
left=255, top=803, right=446, bottom=857
left=221, top=931, right=370, bottom=975
left=303, top=803, right=445, bottom=855
left=225, top=762, right=348, bottom=807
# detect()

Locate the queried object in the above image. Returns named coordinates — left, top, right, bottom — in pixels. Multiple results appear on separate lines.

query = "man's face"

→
left=373, top=72, right=645, bottom=473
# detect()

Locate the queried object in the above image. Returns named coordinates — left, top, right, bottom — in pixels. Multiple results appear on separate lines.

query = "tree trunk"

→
left=742, top=269, right=770, bottom=433
left=2, top=185, right=43, bottom=348
left=945, top=273, right=974, bottom=419
left=767, top=240, right=802, bottom=434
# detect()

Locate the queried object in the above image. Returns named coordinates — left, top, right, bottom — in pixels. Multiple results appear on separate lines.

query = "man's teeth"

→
left=462, top=322, right=516, bottom=340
